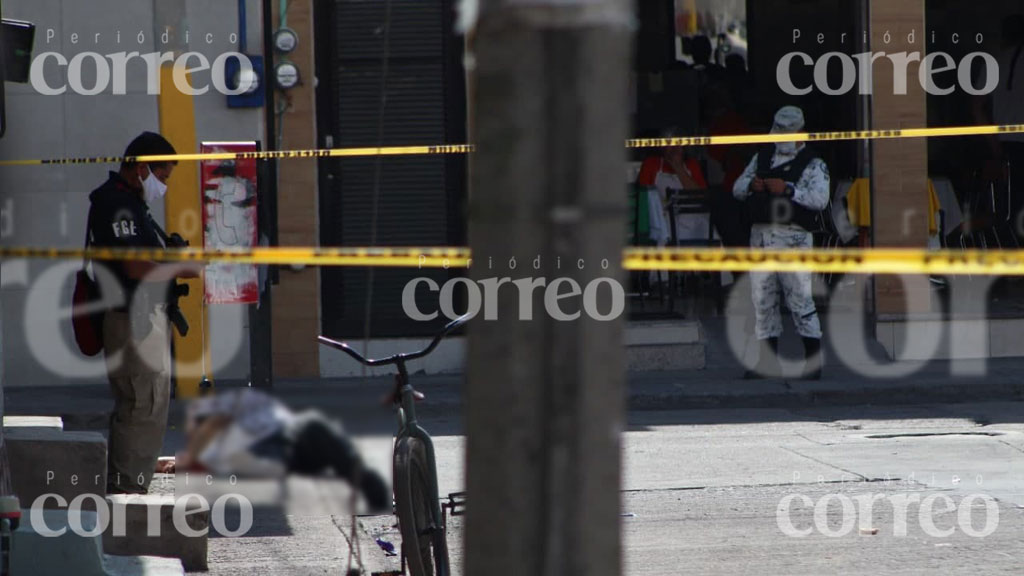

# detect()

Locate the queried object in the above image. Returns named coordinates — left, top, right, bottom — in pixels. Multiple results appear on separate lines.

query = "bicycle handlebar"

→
left=317, top=314, right=471, bottom=367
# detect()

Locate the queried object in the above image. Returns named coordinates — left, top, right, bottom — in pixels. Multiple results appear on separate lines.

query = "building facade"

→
left=2, top=0, right=1022, bottom=388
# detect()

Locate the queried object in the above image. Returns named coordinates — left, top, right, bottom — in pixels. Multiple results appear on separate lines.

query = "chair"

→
left=626, top=183, right=667, bottom=313
left=931, top=178, right=962, bottom=248
left=991, top=163, right=1020, bottom=249
left=666, top=187, right=723, bottom=314
left=1011, top=160, right=1023, bottom=247
left=627, top=183, right=652, bottom=247
left=951, top=171, right=1017, bottom=250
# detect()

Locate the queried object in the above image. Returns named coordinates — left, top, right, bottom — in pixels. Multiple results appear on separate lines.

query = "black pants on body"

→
left=284, top=411, right=362, bottom=479
left=256, top=411, right=389, bottom=510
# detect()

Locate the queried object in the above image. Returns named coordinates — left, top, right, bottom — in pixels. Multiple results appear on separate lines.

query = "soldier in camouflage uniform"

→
left=732, top=106, right=830, bottom=379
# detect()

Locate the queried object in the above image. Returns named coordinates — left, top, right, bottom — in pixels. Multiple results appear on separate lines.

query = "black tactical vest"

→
left=744, top=145, right=821, bottom=231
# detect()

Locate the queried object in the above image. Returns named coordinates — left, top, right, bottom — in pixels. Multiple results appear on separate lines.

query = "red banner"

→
left=200, top=142, right=259, bottom=304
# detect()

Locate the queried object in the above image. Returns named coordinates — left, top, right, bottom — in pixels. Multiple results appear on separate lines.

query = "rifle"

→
left=148, top=215, right=192, bottom=337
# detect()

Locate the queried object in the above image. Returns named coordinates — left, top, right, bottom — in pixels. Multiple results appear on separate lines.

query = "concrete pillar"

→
left=154, top=1, right=209, bottom=397
left=0, top=286, right=4, bottom=393
left=0, top=292, right=8, bottom=496
left=869, top=0, right=932, bottom=315
left=269, top=0, right=320, bottom=379
left=465, top=1, right=630, bottom=575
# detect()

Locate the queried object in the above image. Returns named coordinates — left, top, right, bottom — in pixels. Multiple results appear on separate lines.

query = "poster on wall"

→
left=200, top=141, right=259, bottom=304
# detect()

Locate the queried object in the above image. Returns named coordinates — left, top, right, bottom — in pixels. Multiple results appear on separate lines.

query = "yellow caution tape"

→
left=0, top=246, right=472, bottom=269
left=623, top=248, right=1024, bottom=276
left=4, top=246, right=1024, bottom=276
left=0, top=124, right=1020, bottom=166
left=0, top=145, right=478, bottom=167
left=626, top=123, right=1024, bottom=149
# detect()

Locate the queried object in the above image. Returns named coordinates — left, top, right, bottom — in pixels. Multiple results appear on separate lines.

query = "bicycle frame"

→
left=393, top=358, right=446, bottom=537
left=317, top=314, right=469, bottom=562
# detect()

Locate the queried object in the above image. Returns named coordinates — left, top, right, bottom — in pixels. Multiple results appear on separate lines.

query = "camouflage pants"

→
left=749, top=226, right=822, bottom=340
left=103, top=308, right=171, bottom=494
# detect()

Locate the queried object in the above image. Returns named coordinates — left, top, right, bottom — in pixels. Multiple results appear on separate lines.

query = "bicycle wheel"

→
left=394, top=436, right=450, bottom=576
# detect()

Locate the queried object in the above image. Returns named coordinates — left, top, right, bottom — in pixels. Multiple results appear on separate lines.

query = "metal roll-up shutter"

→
left=318, top=0, right=466, bottom=339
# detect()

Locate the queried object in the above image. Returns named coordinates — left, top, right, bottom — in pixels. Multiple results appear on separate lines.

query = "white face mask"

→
left=776, top=142, right=799, bottom=156
left=141, top=169, right=168, bottom=205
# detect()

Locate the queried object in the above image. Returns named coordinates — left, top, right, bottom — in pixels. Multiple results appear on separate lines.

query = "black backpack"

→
left=72, top=208, right=104, bottom=356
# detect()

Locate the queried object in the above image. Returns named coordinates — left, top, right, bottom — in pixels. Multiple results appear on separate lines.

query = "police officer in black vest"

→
left=87, top=132, right=201, bottom=493
left=733, top=107, right=830, bottom=380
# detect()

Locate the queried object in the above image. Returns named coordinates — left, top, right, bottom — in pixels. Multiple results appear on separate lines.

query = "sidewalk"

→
left=148, top=474, right=401, bottom=576
left=5, top=357, right=1024, bottom=427
left=5, top=344, right=1024, bottom=575
left=9, top=306, right=1024, bottom=418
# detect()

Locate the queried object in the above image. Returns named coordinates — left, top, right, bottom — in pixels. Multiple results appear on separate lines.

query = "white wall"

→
left=0, top=0, right=265, bottom=386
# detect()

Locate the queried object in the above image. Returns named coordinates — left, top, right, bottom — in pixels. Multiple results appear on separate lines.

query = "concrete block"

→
left=990, top=319, right=1024, bottom=358
left=875, top=321, right=896, bottom=360
left=12, top=509, right=108, bottom=576
left=103, top=494, right=209, bottom=572
left=945, top=319, right=988, bottom=359
left=626, top=343, right=706, bottom=372
left=891, top=320, right=939, bottom=360
left=877, top=319, right=1013, bottom=360
left=2, top=415, right=63, bottom=429
left=62, top=412, right=114, bottom=432
left=319, top=320, right=706, bottom=376
left=625, top=321, right=702, bottom=346
left=5, top=428, right=106, bottom=508
left=11, top=509, right=183, bottom=576
left=624, top=321, right=706, bottom=371
left=104, top=555, right=185, bottom=576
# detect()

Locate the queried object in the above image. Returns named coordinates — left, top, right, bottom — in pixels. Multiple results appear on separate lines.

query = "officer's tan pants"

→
left=103, top=308, right=170, bottom=493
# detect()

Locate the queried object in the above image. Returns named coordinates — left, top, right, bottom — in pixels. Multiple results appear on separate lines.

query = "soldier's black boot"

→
left=744, top=337, right=781, bottom=379
left=801, top=337, right=823, bottom=380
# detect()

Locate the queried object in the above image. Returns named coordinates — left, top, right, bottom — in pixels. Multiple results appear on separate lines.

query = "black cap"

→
left=124, top=132, right=177, bottom=163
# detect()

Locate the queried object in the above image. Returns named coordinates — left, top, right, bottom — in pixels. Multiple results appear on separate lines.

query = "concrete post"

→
left=0, top=0, right=8, bottom=493
left=869, top=0, right=932, bottom=315
left=0, top=285, right=9, bottom=496
left=465, top=1, right=630, bottom=575
left=268, top=0, right=320, bottom=379
left=0, top=0, right=8, bottom=490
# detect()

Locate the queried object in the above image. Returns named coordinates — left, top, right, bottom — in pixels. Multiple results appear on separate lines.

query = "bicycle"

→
left=318, top=315, right=469, bottom=576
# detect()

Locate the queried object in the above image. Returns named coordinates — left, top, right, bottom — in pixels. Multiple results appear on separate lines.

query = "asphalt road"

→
left=9, top=384, right=1024, bottom=574
left=356, top=402, right=1024, bottom=575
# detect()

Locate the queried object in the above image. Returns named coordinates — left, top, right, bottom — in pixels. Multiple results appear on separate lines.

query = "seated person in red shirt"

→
left=636, top=140, right=709, bottom=246
left=636, top=132, right=749, bottom=248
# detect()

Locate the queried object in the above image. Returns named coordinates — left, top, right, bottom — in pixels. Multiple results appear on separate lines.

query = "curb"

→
left=629, top=379, right=1024, bottom=411
left=16, top=378, right=1024, bottom=432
